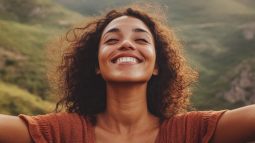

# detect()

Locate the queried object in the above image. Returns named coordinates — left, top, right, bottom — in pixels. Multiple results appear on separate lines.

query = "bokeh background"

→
left=0, top=0, right=254, bottom=115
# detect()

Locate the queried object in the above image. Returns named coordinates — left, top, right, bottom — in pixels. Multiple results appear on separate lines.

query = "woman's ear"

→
left=153, top=64, right=158, bottom=76
left=96, top=66, right=101, bottom=74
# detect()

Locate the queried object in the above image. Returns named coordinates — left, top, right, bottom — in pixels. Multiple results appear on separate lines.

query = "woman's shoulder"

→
left=19, top=112, right=93, bottom=132
left=19, top=112, right=90, bottom=125
left=157, top=110, right=227, bottom=143
left=162, top=110, right=227, bottom=123
left=18, top=112, right=94, bottom=143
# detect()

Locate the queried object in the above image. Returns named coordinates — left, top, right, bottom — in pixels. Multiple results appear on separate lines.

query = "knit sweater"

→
left=19, top=110, right=226, bottom=143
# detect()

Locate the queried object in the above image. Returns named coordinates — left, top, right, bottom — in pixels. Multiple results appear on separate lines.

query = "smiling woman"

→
left=0, top=5, right=255, bottom=143
left=53, top=6, right=198, bottom=120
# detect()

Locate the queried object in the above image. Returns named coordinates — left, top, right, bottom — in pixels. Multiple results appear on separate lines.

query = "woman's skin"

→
left=0, top=16, right=254, bottom=143
left=95, top=16, right=159, bottom=143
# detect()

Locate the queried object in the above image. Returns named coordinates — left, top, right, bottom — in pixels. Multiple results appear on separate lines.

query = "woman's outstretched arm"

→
left=211, top=105, right=255, bottom=143
left=0, top=114, right=32, bottom=143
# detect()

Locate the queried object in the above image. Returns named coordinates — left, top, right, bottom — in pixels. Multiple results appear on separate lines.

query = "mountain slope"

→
left=56, top=0, right=255, bottom=110
left=159, top=0, right=255, bottom=109
left=0, top=0, right=83, bottom=114
left=0, top=81, right=54, bottom=115
left=0, top=0, right=254, bottom=115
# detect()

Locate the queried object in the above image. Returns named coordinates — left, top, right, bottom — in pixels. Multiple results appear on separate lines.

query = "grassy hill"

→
left=56, top=0, right=255, bottom=110
left=0, top=0, right=83, bottom=115
left=0, top=0, right=254, bottom=115
left=160, top=0, right=255, bottom=109
left=0, top=81, right=54, bottom=115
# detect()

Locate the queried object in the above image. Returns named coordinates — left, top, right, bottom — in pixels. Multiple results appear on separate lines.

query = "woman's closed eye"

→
left=105, top=39, right=119, bottom=45
left=135, top=38, right=149, bottom=44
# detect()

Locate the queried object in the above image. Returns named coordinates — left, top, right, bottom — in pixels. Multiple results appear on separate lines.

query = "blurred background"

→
left=0, top=0, right=254, bottom=115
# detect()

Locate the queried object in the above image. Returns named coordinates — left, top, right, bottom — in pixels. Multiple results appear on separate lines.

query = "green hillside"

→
left=56, top=0, right=255, bottom=110
left=0, top=0, right=83, bottom=115
left=0, top=0, right=254, bottom=115
left=160, top=0, right=255, bottom=109
left=0, top=81, right=54, bottom=115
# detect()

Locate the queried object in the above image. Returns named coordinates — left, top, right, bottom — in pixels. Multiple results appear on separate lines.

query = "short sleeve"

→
left=18, top=112, right=94, bottom=143
left=198, top=111, right=228, bottom=143
left=158, top=110, right=227, bottom=143
left=19, top=113, right=56, bottom=143
left=184, top=110, right=227, bottom=143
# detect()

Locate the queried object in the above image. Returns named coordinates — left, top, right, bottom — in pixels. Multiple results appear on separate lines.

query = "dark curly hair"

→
left=54, top=5, right=198, bottom=122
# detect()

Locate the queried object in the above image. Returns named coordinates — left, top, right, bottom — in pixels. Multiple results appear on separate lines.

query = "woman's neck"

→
left=96, top=82, right=159, bottom=134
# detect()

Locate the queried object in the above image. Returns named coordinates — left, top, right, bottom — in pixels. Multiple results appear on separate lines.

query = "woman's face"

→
left=98, top=16, right=158, bottom=83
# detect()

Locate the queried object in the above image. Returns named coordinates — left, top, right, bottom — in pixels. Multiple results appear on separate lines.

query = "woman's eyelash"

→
left=105, top=39, right=118, bottom=43
left=136, top=39, right=148, bottom=43
left=105, top=39, right=149, bottom=44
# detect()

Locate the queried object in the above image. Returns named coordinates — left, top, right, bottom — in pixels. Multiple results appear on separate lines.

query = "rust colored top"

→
left=19, top=110, right=226, bottom=143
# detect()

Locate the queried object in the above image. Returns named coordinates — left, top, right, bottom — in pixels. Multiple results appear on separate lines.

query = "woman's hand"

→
left=0, top=115, right=32, bottom=143
left=211, top=105, right=255, bottom=143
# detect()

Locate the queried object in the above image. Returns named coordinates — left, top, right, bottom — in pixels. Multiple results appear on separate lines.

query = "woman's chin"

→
left=104, top=76, right=150, bottom=84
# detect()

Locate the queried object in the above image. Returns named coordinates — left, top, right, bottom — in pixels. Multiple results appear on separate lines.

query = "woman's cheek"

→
left=99, top=45, right=110, bottom=60
left=140, top=46, right=156, bottom=61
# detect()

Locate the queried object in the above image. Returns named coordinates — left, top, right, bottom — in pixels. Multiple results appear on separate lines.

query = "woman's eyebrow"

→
left=102, top=27, right=152, bottom=40
left=133, top=28, right=152, bottom=40
left=133, top=28, right=150, bottom=34
left=103, top=28, right=120, bottom=37
left=104, top=27, right=150, bottom=36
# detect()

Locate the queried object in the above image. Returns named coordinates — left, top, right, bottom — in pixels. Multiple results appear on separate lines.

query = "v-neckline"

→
left=87, top=119, right=163, bottom=143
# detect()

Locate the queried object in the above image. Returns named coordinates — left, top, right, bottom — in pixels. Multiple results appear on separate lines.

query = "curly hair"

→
left=54, top=5, right=198, bottom=122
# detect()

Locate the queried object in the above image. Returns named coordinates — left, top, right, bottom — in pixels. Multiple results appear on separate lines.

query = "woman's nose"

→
left=118, top=40, right=135, bottom=51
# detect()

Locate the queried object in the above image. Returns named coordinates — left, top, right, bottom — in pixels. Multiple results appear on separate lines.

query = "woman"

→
left=0, top=6, right=255, bottom=143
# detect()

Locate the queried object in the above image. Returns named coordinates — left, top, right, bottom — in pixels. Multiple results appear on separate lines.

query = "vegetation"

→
left=0, top=0, right=83, bottom=114
left=160, top=0, right=255, bottom=109
left=56, top=0, right=255, bottom=110
left=0, top=0, right=254, bottom=115
left=0, top=81, right=54, bottom=115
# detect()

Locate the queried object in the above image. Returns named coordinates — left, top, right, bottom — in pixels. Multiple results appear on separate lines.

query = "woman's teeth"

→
left=116, top=57, right=138, bottom=64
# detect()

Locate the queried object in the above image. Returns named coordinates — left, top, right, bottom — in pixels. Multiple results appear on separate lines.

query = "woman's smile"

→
left=114, top=57, right=139, bottom=64
left=111, top=52, right=144, bottom=64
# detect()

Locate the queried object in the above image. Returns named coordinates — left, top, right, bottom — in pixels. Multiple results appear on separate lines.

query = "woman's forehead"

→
left=101, top=16, right=152, bottom=36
